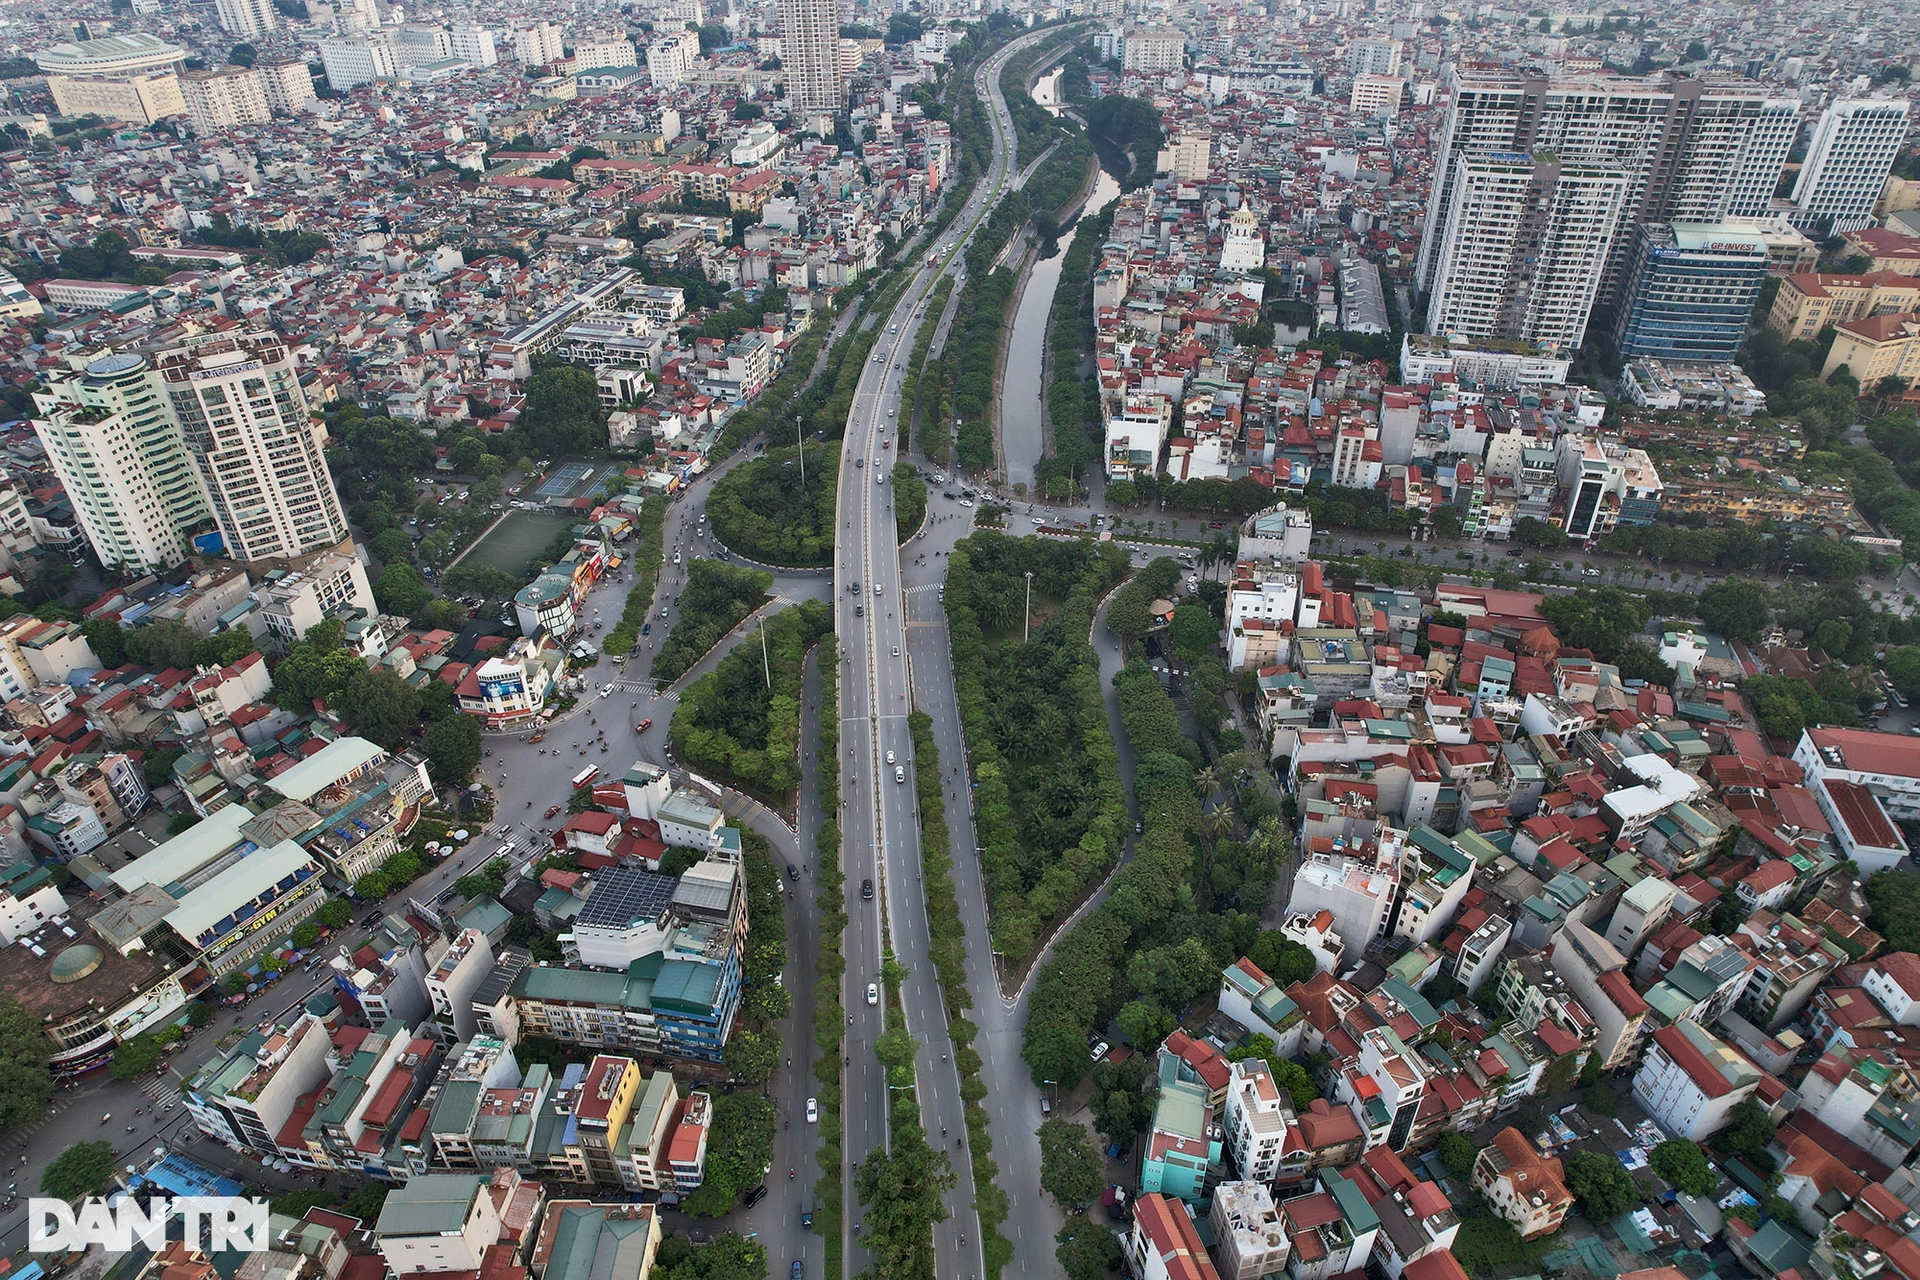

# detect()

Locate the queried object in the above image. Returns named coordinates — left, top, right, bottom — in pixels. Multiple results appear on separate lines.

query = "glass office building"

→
left=1611, top=222, right=1769, bottom=363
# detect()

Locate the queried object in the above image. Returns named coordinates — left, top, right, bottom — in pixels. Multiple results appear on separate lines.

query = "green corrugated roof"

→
left=375, top=1174, right=485, bottom=1236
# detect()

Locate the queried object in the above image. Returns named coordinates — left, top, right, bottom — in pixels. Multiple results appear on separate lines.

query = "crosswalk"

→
left=139, top=1076, right=184, bottom=1111
left=903, top=583, right=942, bottom=596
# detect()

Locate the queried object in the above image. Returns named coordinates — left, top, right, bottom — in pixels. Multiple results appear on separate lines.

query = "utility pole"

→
left=759, top=614, right=771, bottom=689
left=1023, top=570, right=1034, bottom=643
left=796, top=414, right=804, bottom=491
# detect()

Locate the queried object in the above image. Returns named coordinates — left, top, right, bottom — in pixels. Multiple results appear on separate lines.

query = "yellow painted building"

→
left=1822, top=311, right=1920, bottom=384
left=1766, top=271, right=1920, bottom=340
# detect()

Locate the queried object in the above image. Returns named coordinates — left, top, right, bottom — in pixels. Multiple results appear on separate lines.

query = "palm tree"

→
left=1206, top=805, right=1236, bottom=841
left=1194, top=765, right=1219, bottom=803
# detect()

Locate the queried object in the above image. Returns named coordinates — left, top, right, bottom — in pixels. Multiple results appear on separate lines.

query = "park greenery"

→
left=945, top=534, right=1131, bottom=959
left=1083, top=95, right=1163, bottom=188
left=893, top=463, right=929, bottom=539
left=40, top=1141, right=117, bottom=1201
left=1034, top=212, right=1110, bottom=501
left=670, top=599, right=832, bottom=802
left=721, top=830, right=792, bottom=1085
left=606, top=494, right=669, bottom=658
left=934, top=266, right=1018, bottom=473
left=684, top=1092, right=777, bottom=1216
left=0, top=992, right=52, bottom=1131
left=651, top=559, right=775, bottom=685
left=810, top=635, right=848, bottom=1267
left=1038, top=1116, right=1102, bottom=1206
left=900, top=275, right=955, bottom=458
left=706, top=443, right=838, bottom=566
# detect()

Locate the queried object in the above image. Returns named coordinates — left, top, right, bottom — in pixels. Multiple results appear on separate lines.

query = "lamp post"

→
left=1023, top=570, right=1033, bottom=643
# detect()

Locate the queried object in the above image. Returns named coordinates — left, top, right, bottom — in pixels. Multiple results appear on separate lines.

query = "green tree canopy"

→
left=1564, top=1147, right=1639, bottom=1220
left=1649, top=1139, right=1717, bottom=1196
left=335, top=669, right=421, bottom=751
left=0, top=992, right=53, bottom=1129
left=1038, top=1117, right=1103, bottom=1205
left=423, top=714, right=482, bottom=785
left=40, top=1140, right=115, bottom=1200
left=1540, top=585, right=1651, bottom=662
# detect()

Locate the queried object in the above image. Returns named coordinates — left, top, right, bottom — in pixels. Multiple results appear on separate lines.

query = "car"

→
left=877, top=473, right=885, bottom=485
left=851, top=580, right=862, bottom=594
left=1581, top=566, right=1602, bottom=577
left=894, top=765, right=906, bottom=784
left=787, top=862, right=800, bottom=881
left=867, top=983, right=879, bottom=1005
left=1135, top=819, right=1144, bottom=834
left=601, top=684, right=614, bottom=697
left=672, top=552, right=680, bottom=564
left=641, top=623, right=651, bottom=636
left=661, top=606, right=669, bottom=617
left=806, top=1097, right=818, bottom=1123
left=892, top=645, right=899, bottom=656
left=637, top=718, right=652, bottom=732
left=1040, top=1097, right=1052, bottom=1117
left=861, top=877, right=874, bottom=900
left=1090, top=1040, right=1110, bottom=1062
left=794, top=1265, right=804, bottom=1280
left=361, top=911, right=384, bottom=929
left=1506, top=547, right=1525, bottom=557
left=544, top=805, right=563, bottom=819
left=885, top=749, right=898, bottom=766
left=959, top=498, right=973, bottom=508
left=744, top=1185, right=769, bottom=1208
left=874, top=584, right=883, bottom=596
left=856, top=604, right=864, bottom=617
left=856, top=457, right=866, bottom=468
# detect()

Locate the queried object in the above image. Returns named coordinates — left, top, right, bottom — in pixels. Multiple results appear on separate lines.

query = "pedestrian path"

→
left=138, top=1076, right=183, bottom=1110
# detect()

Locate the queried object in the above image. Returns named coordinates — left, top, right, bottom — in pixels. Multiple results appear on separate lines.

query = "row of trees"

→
left=1035, top=212, right=1110, bottom=501
left=670, top=599, right=832, bottom=802
left=945, top=534, right=1132, bottom=959
left=650, top=559, right=775, bottom=685
left=705, top=443, right=839, bottom=566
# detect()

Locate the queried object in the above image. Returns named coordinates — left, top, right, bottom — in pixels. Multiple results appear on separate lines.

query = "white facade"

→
left=1725, top=99, right=1802, bottom=219
left=180, top=66, right=268, bottom=135
left=318, top=35, right=396, bottom=90
left=1289, top=831, right=1401, bottom=955
left=0, top=867, right=66, bottom=945
left=1631, top=1020, right=1760, bottom=1140
left=186, top=1011, right=333, bottom=1155
left=426, top=929, right=495, bottom=1043
left=1219, top=206, right=1264, bottom=271
left=1123, top=27, right=1184, bottom=73
left=213, top=0, right=277, bottom=38
left=778, top=0, right=841, bottom=117
left=375, top=1176, right=501, bottom=1275
left=1347, top=38, right=1402, bottom=78
left=1792, top=99, right=1912, bottom=235
left=1222, top=1059, right=1294, bottom=1184
left=32, top=353, right=212, bottom=573
left=573, top=39, right=638, bottom=69
left=256, top=58, right=316, bottom=114
left=513, top=22, right=564, bottom=66
left=156, top=332, right=349, bottom=563
left=647, top=30, right=699, bottom=88
left=449, top=25, right=497, bottom=67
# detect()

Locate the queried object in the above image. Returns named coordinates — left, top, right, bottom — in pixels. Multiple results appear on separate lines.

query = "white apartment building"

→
left=1794, top=727, right=1920, bottom=824
left=318, top=35, right=396, bottom=90
left=186, top=1011, right=334, bottom=1155
left=374, top=1175, right=502, bottom=1275
left=0, top=864, right=66, bottom=945
left=514, top=22, right=564, bottom=66
left=1791, top=99, right=1913, bottom=236
left=1105, top=392, right=1174, bottom=480
left=1426, top=151, right=1628, bottom=350
left=1417, top=69, right=1792, bottom=318
left=255, top=58, right=316, bottom=113
left=1347, top=37, right=1402, bottom=78
left=1222, top=1059, right=1294, bottom=1184
left=1212, top=1181, right=1291, bottom=1280
left=213, top=0, right=276, bottom=37
left=1725, top=99, right=1802, bottom=219
left=258, top=549, right=376, bottom=648
left=156, top=331, right=350, bottom=563
left=1351, top=75, right=1404, bottom=118
left=392, top=24, right=454, bottom=69
left=1550, top=918, right=1651, bottom=1072
left=779, top=0, right=841, bottom=117
left=647, top=29, right=699, bottom=88
left=180, top=66, right=268, bottom=135
left=1163, top=132, right=1210, bottom=182
left=1123, top=27, right=1184, bottom=73
left=449, top=25, right=497, bottom=67
left=1225, top=564, right=1299, bottom=671
left=32, top=352, right=212, bottom=573
left=1632, top=1020, right=1762, bottom=1140
left=573, top=38, right=637, bottom=69
left=427, top=929, right=497, bottom=1044
left=1289, top=830, right=1402, bottom=956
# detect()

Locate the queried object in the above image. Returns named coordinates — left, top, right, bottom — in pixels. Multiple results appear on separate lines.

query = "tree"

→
left=1540, top=585, right=1651, bottom=661
left=343, top=1183, right=389, bottom=1223
left=1719, top=1099, right=1777, bottom=1164
left=1039, top=1117, right=1103, bottom=1206
left=82, top=618, right=126, bottom=667
left=1697, top=579, right=1772, bottom=642
left=369, top=528, right=414, bottom=565
left=336, top=669, right=421, bottom=751
left=1115, top=998, right=1176, bottom=1048
left=0, top=992, right=52, bottom=1130
left=186, top=1002, right=215, bottom=1028
left=1057, top=1211, right=1124, bottom=1280
left=40, top=1140, right=115, bottom=1200
left=1438, top=1131, right=1478, bottom=1180
left=449, top=436, right=486, bottom=472
left=227, top=42, right=257, bottom=65
left=423, top=714, right=482, bottom=785
left=376, top=561, right=431, bottom=615
left=1885, top=647, right=1920, bottom=702
left=1649, top=1139, right=1717, bottom=1196
left=1086, top=1053, right=1154, bottom=1152
left=520, top=366, right=608, bottom=456
left=292, top=923, right=321, bottom=948
left=683, top=1092, right=776, bottom=1216
left=271, top=1189, right=337, bottom=1216
left=1563, top=1148, right=1639, bottom=1220
left=723, top=1028, right=780, bottom=1085
left=854, top=1123, right=955, bottom=1275
left=1246, top=932, right=1318, bottom=986
left=316, top=899, right=353, bottom=929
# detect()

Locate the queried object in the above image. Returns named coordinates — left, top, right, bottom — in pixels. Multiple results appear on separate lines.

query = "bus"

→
left=571, top=765, right=600, bottom=790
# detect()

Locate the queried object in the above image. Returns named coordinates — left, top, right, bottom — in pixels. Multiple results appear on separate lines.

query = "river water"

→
left=1002, top=68, right=1121, bottom=489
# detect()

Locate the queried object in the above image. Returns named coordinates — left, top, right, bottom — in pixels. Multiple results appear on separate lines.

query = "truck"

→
left=927, top=253, right=938, bottom=268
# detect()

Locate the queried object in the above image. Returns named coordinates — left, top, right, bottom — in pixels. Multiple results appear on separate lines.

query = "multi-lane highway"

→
left=834, top=28, right=1050, bottom=1278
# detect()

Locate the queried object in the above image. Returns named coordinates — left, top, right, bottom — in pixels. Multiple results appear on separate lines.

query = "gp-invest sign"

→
left=30, top=1196, right=271, bottom=1252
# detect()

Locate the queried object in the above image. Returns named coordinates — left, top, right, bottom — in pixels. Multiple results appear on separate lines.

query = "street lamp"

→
left=1023, top=570, right=1034, bottom=643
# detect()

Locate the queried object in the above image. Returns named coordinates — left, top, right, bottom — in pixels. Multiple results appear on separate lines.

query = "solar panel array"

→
left=577, top=866, right=678, bottom=928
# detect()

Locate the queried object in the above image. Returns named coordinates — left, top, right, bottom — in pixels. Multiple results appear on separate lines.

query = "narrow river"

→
left=1002, top=68, right=1121, bottom=490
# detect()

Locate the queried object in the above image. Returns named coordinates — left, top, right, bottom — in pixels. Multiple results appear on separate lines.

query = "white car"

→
left=867, top=982, right=879, bottom=1005
left=886, top=750, right=896, bottom=764
left=806, top=1097, right=818, bottom=1123
left=894, top=765, right=906, bottom=784
left=601, top=684, right=614, bottom=697
left=958, top=498, right=973, bottom=508
left=1090, top=1041, right=1110, bottom=1062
